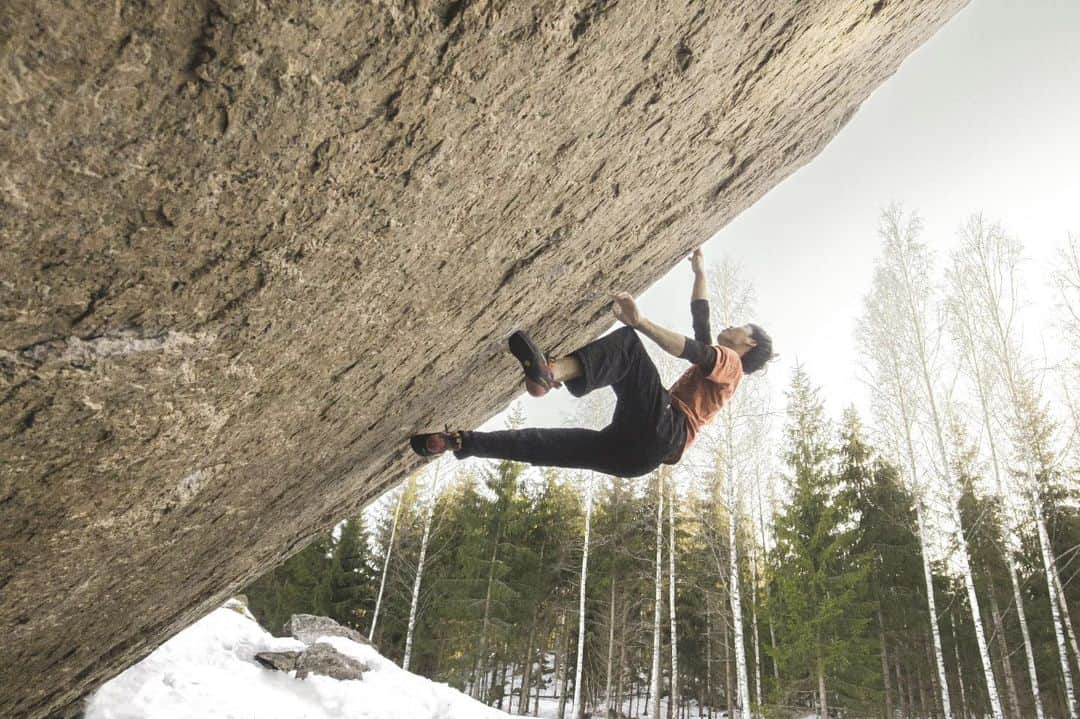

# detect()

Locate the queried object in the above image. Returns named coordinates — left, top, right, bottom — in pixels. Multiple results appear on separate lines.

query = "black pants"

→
left=456, top=326, right=687, bottom=478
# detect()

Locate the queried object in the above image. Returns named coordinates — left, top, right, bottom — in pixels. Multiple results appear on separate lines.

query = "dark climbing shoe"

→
left=409, top=428, right=464, bottom=458
left=509, top=330, right=561, bottom=397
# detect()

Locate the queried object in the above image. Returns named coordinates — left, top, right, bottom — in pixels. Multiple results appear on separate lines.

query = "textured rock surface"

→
left=284, top=613, right=374, bottom=648
left=0, top=0, right=965, bottom=716
left=295, top=641, right=368, bottom=681
left=254, top=650, right=301, bottom=673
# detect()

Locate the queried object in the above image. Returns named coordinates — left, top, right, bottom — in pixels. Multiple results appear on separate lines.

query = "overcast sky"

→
left=487, top=0, right=1080, bottom=433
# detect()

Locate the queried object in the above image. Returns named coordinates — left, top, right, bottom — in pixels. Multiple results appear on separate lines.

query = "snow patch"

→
left=85, top=602, right=510, bottom=719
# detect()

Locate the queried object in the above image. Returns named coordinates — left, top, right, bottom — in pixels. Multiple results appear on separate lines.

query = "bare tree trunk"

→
left=750, top=548, right=762, bottom=712
left=952, top=511, right=1004, bottom=719
left=403, top=462, right=441, bottom=672
left=872, top=303, right=953, bottom=717
left=916, top=502, right=954, bottom=719
left=949, top=256, right=1047, bottom=719
left=902, top=239, right=1001, bottom=719
left=949, top=611, right=968, bottom=719
left=1034, top=500, right=1078, bottom=718
left=917, top=661, right=930, bottom=719
left=817, top=653, right=828, bottom=719
left=879, top=608, right=894, bottom=719
left=473, top=525, right=502, bottom=699
left=722, top=598, right=733, bottom=719
left=534, top=637, right=544, bottom=717
left=729, top=493, right=750, bottom=719
left=706, top=591, right=713, bottom=717
left=989, top=588, right=1022, bottom=718
left=520, top=611, right=537, bottom=715
left=650, top=470, right=664, bottom=718
left=901, top=657, right=914, bottom=719
left=717, top=431, right=751, bottom=719
left=554, top=611, right=563, bottom=705
left=866, top=209, right=1010, bottom=719
left=668, top=479, right=679, bottom=718
left=370, top=487, right=404, bottom=641
left=755, top=480, right=780, bottom=687
left=617, top=601, right=627, bottom=719
left=572, top=475, right=593, bottom=719
left=1054, top=567, right=1080, bottom=681
left=559, top=609, right=570, bottom=719
left=951, top=219, right=1076, bottom=718
left=884, top=207, right=996, bottom=716
left=496, top=657, right=509, bottom=710
left=605, top=580, right=616, bottom=717
left=895, top=657, right=908, bottom=719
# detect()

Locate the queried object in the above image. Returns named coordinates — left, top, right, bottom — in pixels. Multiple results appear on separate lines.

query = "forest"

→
left=245, top=209, right=1080, bottom=719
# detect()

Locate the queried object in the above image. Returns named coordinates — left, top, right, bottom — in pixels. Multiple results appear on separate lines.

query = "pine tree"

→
left=770, top=365, right=877, bottom=717
left=840, top=406, right=924, bottom=717
left=328, top=517, right=376, bottom=631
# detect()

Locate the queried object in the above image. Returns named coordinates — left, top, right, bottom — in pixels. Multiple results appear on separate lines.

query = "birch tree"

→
left=858, top=208, right=954, bottom=719
left=700, top=255, right=760, bottom=719
left=668, top=476, right=679, bottom=718
left=571, top=473, right=593, bottom=719
left=954, top=215, right=1077, bottom=718
left=649, top=469, right=665, bottom=718
left=370, top=486, right=405, bottom=641
left=885, top=209, right=1004, bottom=719
left=403, top=459, right=444, bottom=671
left=947, top=218, right=1046, bottom=718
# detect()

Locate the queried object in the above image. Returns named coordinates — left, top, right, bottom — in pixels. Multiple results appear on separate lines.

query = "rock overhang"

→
left=0, top=1, right=967, bottom=716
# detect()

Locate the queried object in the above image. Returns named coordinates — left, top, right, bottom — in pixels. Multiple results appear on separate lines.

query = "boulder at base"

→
left=284, top=614, right=375, bottom=648
left=84, top=601, right=508, bottom=719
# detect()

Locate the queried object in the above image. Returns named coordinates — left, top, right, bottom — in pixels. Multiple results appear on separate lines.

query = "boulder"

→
left=254, top=651, right=301, bottom=673
left=0, top=0, right=967, bottom=716
left=295, top=642, right=367, bottom=682
left=283, top=614, right=373, bottom=648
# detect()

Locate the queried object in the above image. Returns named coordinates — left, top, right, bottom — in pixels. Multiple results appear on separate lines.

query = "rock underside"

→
left=0, top=0, right=965, bottom=716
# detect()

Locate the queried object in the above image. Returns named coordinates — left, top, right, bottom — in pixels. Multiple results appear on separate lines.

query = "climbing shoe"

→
left=509, top=330, right=561, bottom=397
left=409, top=428, right=464, bottom=458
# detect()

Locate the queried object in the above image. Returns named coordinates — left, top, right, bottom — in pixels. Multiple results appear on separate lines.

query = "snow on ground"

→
left=85, top=600, right=510, bottom=719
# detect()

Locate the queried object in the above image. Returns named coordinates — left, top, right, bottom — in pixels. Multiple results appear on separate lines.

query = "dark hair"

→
left=739, top=323, right=773, bottom=375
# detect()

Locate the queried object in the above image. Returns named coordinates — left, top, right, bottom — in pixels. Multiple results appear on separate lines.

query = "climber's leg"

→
left=562, top=327, right=665, bottom=422
left=562, top=325, right=685, bottom=463
left=454, top=426, right=658, bottom=478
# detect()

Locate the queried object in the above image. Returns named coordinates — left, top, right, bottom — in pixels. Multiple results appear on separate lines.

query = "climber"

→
left=409, top=248, right=775, bottom=478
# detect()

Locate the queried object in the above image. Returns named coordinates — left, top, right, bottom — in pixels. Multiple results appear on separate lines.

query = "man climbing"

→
left=410, top=248, right=774, bottom=478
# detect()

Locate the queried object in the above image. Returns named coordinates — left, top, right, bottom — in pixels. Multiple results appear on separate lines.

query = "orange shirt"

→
left=668, top=345, right=743, bottom=460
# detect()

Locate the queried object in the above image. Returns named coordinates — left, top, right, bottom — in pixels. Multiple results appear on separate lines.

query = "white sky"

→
left=488, top=0, right=1080, bottom=433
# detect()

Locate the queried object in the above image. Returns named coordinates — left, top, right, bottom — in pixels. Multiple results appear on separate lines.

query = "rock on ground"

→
left=84, top=603, right=504, bottom=719
left=0, top=0, right=966, bottom=716
left=295, top=642, right=367, bottom=681
left=284, top=613, right=375, bottom=648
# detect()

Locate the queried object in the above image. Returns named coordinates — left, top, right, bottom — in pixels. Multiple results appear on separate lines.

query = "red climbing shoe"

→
left=409, top=428, right=464, bottom=458
left=509, top=330, right=561, bottom=397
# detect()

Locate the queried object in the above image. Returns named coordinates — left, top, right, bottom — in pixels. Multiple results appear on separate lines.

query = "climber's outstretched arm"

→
left=689, top=248, right=712, bottom=344
left=690, top=248, right=707, bottom=302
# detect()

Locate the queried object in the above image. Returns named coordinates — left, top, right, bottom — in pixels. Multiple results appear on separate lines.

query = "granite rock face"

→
left=254, top=650, right=301, bottom=673
left=0, top=0, right=964, bottom=716
left=295, top=642, right=368, bottom=681
left=284, top=613, right=374, bottom=648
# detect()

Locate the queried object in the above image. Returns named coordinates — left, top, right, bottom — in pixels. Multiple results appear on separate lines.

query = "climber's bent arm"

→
left=634, top=317, right=687, bottom=359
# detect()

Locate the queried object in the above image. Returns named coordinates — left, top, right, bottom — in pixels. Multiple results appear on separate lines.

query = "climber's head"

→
left=718, top=323, right=773, bottom=375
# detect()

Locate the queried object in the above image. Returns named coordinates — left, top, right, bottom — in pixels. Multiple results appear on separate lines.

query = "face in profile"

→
left=717, top=324, right=757, bottom=354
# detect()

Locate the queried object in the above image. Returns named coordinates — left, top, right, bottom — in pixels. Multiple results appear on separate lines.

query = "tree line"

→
left=245, top=209, right=1080, bottom=719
